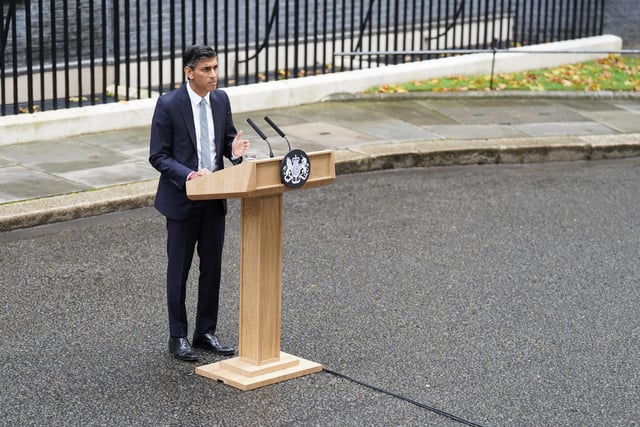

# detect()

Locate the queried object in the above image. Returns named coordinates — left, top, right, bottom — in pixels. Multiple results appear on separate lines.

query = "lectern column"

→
left=195, top=190, right=322, bottom=390
left=239, top=194, right=283, bottom=365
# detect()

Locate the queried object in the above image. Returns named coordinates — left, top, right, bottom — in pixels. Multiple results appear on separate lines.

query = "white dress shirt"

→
left=186, top=82, right=216, bottom=171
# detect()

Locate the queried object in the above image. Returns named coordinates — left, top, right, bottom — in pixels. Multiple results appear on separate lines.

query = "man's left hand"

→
left=232, top=130, right=250, bottom=158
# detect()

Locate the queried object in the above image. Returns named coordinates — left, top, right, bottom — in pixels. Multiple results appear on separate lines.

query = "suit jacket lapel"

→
left=208, top=91, right=221, bottom=154
left=178, top=85, right=197, bottom=151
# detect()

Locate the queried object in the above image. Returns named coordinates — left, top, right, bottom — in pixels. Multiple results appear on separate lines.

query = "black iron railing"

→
left=1, top=0, right=605, bottom=116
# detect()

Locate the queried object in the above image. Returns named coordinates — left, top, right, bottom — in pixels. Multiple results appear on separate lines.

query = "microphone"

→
left=246, top=118, right=274, bottom=158
left=264, top=116, right=292, bottom=152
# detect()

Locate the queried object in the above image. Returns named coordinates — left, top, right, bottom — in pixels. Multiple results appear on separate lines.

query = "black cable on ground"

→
left=323, top=367, right=486, bottom=427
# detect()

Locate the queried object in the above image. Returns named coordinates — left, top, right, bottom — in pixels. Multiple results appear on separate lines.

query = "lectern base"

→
left=195, top=352, right=322, bottom=391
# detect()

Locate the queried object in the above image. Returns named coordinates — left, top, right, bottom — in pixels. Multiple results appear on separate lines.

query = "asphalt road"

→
left=1, top=159, right=639, bottom=426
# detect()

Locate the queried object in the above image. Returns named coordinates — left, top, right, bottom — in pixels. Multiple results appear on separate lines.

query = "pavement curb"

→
left=2, top=134, right=639, bottom=232
left=336, top=133, right=640, bottom=172
left=0, top=180, right=157, bottom=232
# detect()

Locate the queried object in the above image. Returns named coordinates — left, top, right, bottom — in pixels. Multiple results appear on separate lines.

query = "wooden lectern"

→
left=186, top=150, right=335, bottom=390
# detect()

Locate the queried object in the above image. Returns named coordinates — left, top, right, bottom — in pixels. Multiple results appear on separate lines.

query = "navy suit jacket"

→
left=149, top=85, right=241, bottom=220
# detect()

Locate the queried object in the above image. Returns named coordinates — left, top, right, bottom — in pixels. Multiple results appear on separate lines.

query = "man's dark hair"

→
left=183, top=45, right=217, bottom=70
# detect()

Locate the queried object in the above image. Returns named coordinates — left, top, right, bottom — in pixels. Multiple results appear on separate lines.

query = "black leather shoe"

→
left=168, top=337, right=198, bottom=361
left=192, top=332, right=235, bottom=356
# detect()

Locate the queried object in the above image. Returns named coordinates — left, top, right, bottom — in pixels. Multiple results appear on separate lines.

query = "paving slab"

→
left=0, top=165, right=90, bottom=203
left=357, top=118, right=443, bottom=142
left=284, top=121, right=383, bottom=148
left=435, top=104, right=588, bottom=125
left=56, top=160, right=158, bottom=188
left=277, top=101, right=391, bottom=127
left=424, top=124, right=527, bottom=140
left=0, top=139, right=132, bottom=174
left=359, top=99, right=460, bottom=126
left=617, top=101, right=640, bottom=113
left=578, top=110, right=640, bottom=133
left=561, top=99, right=632, bottom=112
left=78, top=126, right=152, bottom=158
left=512, top=121, right=615, bottom=137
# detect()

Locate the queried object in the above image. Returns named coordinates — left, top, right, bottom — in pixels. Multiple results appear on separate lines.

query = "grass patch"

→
left=368, top=55, right=640, bottom=93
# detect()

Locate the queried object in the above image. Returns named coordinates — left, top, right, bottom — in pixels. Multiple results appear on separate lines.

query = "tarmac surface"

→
left=1, top=159, right=639, bottom=426
left=2, top=92, right=640, bottom=231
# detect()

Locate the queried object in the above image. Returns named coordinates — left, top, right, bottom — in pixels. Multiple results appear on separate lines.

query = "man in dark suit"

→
left=149, top=45, right=249, bottom=361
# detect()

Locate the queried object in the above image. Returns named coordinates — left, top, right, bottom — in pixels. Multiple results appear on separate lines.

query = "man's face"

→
left=185, top=56, right=218, bottom=96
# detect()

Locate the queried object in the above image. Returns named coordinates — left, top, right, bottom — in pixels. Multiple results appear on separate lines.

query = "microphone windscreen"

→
left=264, top=116, right=286, bottom=137
left=246, top=118, right=268, bottom=140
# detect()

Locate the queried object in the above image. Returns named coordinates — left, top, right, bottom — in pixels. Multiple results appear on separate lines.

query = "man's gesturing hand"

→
left=232, top=130, right=250, bottom=158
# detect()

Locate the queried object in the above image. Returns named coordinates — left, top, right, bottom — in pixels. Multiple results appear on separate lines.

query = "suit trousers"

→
left=165, top=200, right=226, bottom=338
